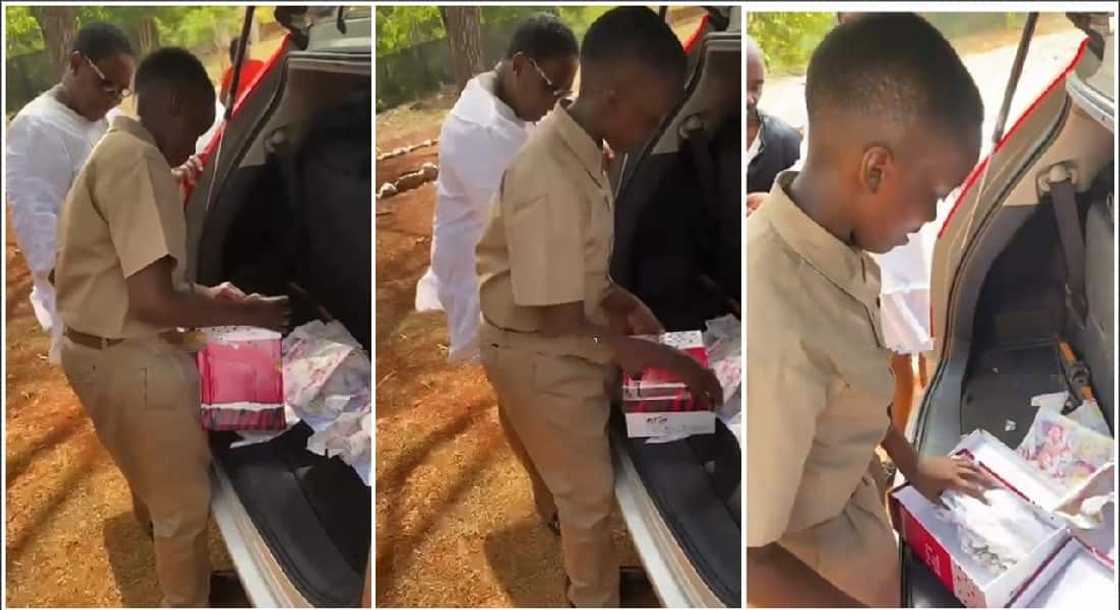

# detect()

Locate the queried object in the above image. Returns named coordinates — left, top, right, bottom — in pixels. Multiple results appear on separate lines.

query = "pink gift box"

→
left=197, top=327, right=285, bottom=431
left=622, top=331, right=715, bottom=437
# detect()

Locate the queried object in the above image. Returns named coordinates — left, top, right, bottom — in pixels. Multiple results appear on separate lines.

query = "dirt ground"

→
left=3, top=221, right=241, bottom=607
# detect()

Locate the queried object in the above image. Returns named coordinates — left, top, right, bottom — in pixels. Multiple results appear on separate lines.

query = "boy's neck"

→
left=566, top=98, right=605, bottom=148
left=788, top=165, right=856, bottom=247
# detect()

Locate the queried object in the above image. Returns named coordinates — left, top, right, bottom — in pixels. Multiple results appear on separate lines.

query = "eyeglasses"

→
left=527, top=56, right=571, bottom=100
left=84, top=55, right=131, bottom=100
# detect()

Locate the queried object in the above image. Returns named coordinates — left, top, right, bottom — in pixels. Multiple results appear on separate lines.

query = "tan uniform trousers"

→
left=480, top=323, right=619, bottom=607
left=779, top=458, right=900, bottom=607
left=60, top=335, right=212, bottom=607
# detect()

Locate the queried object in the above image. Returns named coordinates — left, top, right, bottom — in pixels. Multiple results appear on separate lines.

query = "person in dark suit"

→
left=746, top=36, right=801, bottom=213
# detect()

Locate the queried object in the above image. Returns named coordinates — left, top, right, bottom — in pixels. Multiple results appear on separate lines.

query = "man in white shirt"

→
left=415, top=13, right=579, bottom=362
left=5, top=22, right=135, bottom=363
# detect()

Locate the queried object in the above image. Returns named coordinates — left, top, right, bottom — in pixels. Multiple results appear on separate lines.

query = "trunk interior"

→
left=959, top=160, right=1113, bottom=449
left=610, top=36, right=741, bottom=606
left=906, top=91, right=1113, bottom=607
left=197, top=55, right=372, bottom=606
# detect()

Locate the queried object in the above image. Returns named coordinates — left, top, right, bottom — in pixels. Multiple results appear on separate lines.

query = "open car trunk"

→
left=608, top=27, right=741, bottom=608
left=906, top=32, right=1113, bottom=607
left=186, top=43, right=371, bottom=607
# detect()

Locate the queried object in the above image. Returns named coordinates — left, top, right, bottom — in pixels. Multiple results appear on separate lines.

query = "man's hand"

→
left=913, top=455, right=992, bottom=504
left=172, top=154, right=205, bottom=189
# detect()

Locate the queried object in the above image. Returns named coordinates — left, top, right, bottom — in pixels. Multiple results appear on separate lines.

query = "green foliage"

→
left=4, top=5, right=244, bottom=58
left=375, top=5, right=443, bottom=57
left=375, top=5, right=613, bottom=58
left=159, top=6, right=242, bottom=53
left=746, top=12, right=835, bottom=76
left=4, top=6, right=42, bottom=56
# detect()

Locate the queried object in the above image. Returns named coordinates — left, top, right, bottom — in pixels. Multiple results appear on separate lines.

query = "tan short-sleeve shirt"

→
left=746, top=171, right=894, bottom=547
left=55, top=116, right=189, bottom=339
left=476, top=104, right=614, bottom=363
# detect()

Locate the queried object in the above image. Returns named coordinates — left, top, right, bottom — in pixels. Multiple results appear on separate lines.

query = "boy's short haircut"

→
left=72, top=22, right=134, bottom=62
left=134, top=47, right=215, bottom=101
left=806, top=12, right=983, bottom=136
left=505, top=13, right=579, bottom=62
left=581, top=7, right=687, bottom=85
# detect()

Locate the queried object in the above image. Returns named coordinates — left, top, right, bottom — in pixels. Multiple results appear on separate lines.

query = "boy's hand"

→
left=672, top=356, right=724, bottom=410
left=210, top=281, right=248, bottom=303
left=747, top=192, right=768, bottom=215
left=913, top=455, right=992, bottom=504
left=172, top=154, right=205, bottom=189
left=615, top=339, right=724, bottom=409
left=243, top=294, right=291, bottom=332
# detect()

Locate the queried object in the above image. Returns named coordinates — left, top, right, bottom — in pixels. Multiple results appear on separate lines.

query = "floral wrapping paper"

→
left=1018, top=408, right=1114, bottom=494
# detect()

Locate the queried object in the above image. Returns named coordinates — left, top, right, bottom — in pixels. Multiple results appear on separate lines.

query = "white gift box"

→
left=890, top=430, right=1115, bottom=607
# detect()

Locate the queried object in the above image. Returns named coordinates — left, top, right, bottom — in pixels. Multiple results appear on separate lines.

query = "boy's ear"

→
left=510, top=52, right=528, bottom=77
left=68, top=51, right=83, bottom=75
left=860, top=145, right=893, bottom=194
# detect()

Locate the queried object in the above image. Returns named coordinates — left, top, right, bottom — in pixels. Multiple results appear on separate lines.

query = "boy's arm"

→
left=600, top=282, right=664, bottom=335
left=536, top=302, right=722, bottom=409
left=881, top=420, right=991, bottom=503
left=127, top=257, right=289, bottom=331
left=747, top=545, right=864, bottom=607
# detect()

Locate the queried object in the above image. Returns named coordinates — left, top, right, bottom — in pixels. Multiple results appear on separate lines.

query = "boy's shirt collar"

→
left=550, top=101, right=607, bottom=189
left=763, top=171, right=881, bottom=307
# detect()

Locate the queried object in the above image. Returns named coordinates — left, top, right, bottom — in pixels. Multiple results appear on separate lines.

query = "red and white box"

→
left=889, top=430, right=1115, bottom=607
left=622, top=330, right=714, bottom=438
left=197, top=326, right=286, bottom=431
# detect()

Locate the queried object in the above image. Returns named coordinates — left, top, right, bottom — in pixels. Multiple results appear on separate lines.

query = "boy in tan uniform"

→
left=476, top=7, right=723, bottom=607
left=54, top=48, right=288, bottom=606
left=746, top=14, right=991, bottom=607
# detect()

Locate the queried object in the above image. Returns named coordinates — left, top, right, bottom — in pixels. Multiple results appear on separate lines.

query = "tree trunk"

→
left=136, top=17, right=160, bottom=55
left=31, top=6, right=78, bottom=78
left=439, top=6, right=485, bottom=93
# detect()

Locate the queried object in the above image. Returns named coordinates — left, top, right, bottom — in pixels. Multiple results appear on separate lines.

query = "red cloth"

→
left=221, top=59, right=266, bottom=101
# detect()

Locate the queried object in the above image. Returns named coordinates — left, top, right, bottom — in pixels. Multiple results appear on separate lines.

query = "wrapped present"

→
left=622, top=330, right=715, bottom=438
left=197, top=326, right=285, bottom=431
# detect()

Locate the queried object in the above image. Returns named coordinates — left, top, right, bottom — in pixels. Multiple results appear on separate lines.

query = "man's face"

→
left=512, top=53, right=578, bottom=122
left=746, top=50, right=765, bottom=120
left=603, top=69, right=682, bottom=154
left=851, top=124, right=980, bottom=254
left=69, top=51, right=135, bottom=121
